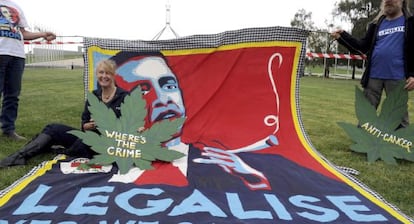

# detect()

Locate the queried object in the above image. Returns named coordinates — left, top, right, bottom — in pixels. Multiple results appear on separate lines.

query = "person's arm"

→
left=331, top=30, right=359, bottom=54
left=332, top=23, right=377, bottom=55
left=405, top=17, right=414, bottom=91
left=20, top=28, right=56, bottom=41
left=81, top=96, right=98, bottom=131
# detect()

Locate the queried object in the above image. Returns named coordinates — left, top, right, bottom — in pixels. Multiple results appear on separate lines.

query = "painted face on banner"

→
left=0, top=6, right=18, bottom=24
left=116, top=56, right=185, bottom=127
left=0, top=6, right=11, bottom=22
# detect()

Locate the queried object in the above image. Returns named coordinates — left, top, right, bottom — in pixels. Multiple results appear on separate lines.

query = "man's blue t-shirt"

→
left=370, top=15, right=405, bottom=80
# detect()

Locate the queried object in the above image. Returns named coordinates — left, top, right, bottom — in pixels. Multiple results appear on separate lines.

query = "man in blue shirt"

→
left=331, top=0, right=414, bottom=128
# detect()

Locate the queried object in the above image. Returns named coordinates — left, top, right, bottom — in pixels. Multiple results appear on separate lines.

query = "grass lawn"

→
left=299, top=76, right=414, bottom=219
left=0, top=68, right=83, bottom=190
left=0, top=68, right=413, bottom=219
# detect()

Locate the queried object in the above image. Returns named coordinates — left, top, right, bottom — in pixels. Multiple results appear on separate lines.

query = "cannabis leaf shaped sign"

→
left=68, top=88, right=185, bottom=174
left=338, top=82, right=414, bottom=165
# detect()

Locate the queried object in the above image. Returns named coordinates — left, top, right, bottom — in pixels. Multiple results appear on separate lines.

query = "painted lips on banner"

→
left=0, top=26, right=412, bottom=223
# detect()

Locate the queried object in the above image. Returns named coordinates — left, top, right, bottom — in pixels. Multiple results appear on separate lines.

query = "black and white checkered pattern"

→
left=83, top=26, right=309, bottom=90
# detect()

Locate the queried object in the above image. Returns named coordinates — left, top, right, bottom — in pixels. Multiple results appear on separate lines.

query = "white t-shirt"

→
left=0, top=0, right=29, bottom=58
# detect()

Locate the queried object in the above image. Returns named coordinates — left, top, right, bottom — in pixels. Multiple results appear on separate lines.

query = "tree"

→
left=335, top=0, right=379, bottom=38
left=290, top=9, right=315, bottom=30
left=291, top=9, right=336, bottom=53
left=291, top=8, right=338, bottom=77
left=291, top=9, right=317, bottom=51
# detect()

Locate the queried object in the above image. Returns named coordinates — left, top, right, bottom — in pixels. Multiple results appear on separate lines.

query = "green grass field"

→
left=0, top=68, right=413, bottom=219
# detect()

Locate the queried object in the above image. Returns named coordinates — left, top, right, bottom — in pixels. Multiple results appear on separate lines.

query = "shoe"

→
left=3, top=132, right=27, bottom=141
left=0, top=133, right=52, bottom=167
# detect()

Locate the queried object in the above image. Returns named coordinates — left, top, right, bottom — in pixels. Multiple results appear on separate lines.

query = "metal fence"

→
left=23, top=26, right=364, bottom=78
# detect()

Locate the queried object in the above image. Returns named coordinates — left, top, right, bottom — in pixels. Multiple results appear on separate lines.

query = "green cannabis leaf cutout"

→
left=338, top=81, right=414, bottom=165
left=68, top=88, right=186, bottom=174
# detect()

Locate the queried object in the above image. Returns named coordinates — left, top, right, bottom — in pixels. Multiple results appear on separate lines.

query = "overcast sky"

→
left=13, top=0, right=349, bottom=41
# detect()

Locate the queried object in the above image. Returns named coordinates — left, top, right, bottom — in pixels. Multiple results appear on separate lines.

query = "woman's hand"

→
left=83, top=119, right=96, bottom=130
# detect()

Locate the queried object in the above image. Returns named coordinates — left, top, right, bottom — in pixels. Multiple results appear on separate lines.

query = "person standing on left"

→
left=0, top=0, right=56, bottom=140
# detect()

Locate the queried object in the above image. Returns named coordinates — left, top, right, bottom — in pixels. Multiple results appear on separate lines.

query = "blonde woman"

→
left=0, top=59, right=128, bottom=167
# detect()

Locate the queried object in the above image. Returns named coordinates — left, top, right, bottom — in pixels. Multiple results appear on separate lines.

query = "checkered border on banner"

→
left=82, top=26, right=308, bottom=89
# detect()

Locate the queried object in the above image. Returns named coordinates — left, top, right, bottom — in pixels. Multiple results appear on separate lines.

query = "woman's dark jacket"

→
left=337, top=15, right=414, bottom=87
left=81, top=87, right=129, bottom=131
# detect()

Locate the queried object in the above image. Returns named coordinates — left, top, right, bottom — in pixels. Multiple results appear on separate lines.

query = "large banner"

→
left=0, top=26, right=412, bottom=223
